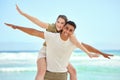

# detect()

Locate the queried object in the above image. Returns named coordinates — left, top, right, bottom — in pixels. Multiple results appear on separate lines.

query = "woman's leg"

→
left=35, top=46, right=47, bottom=80
left=35, top=58, right=46, bottom=80
left=67, top=63, right=77, bottom=80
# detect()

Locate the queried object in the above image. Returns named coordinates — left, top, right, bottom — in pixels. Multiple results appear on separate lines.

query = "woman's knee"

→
left=68, top=64, right=77, bottom=74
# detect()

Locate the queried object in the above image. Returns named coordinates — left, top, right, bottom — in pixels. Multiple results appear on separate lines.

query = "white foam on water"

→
left=70, top=54, right=120, bottom=67
left=0, top=67, right=36, bottom=72
left=0, top=52, right=37, bottom=60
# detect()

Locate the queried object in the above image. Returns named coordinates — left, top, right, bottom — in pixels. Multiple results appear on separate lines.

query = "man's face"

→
left=61, top=24, right=75, bottom=37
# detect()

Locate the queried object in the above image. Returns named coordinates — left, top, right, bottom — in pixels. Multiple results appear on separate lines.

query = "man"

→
left=5, top=21, right=113, bottom=80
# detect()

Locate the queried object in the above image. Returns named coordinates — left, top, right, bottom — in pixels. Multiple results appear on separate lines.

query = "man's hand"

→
left=4, top=23, right=17, bottom=29
left=88, top=52, right=114, bottom=59
left=101, top=53, right=114, bottom=59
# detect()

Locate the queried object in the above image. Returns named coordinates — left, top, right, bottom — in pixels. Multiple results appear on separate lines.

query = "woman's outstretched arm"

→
left=16, top=5, right=49, bottom=29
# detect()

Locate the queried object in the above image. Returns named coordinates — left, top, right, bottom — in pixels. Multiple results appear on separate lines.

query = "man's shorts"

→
left=37, top=46, right=46, bottom=59
left=44, top=71, right=67, bottom=80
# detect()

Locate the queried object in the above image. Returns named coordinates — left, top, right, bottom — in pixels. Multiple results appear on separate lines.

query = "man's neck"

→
left=60, top=34, right=68, bottom=41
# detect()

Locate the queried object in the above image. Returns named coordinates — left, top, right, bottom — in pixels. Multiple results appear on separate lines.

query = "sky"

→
left=0, top=0, right=120, bottom=51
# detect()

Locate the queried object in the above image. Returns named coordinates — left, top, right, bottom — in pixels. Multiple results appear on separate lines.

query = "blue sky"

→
left=0, top=0, right=120, bottom=51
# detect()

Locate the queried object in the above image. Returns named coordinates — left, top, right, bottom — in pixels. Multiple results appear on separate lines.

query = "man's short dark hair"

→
left=65, top=21, right=76, bottom=30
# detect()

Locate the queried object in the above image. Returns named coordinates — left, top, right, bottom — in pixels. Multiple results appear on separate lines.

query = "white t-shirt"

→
left=44, top=31, right=76, bottom=72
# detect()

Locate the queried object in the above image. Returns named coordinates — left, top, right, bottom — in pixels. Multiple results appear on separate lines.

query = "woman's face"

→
left=55, top=17, right=66, bottom=31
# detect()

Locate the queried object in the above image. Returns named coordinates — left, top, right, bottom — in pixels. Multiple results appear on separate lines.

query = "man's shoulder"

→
left=45, top=31, right=59, bottom=37
left=45, top=31, right=58, bottom=34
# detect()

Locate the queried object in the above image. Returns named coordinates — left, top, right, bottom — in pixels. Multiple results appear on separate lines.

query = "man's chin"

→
left=64, top=34, right=70, bottom=37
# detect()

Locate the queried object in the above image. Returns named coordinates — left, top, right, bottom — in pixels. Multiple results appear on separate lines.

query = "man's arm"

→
left=82, top=43, right=114, bottom=59
left=70, top=35, right=113, bottom=59
left=16, top=5, right=49, bottom=29
left=70, top=35, right=99, bottom=58
left=4, top=23, right=45, bottom=39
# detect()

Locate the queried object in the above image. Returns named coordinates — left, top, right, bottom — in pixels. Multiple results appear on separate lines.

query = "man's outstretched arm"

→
left=82, top=43, right=114, bottom=59
left=70, top=35, right=113, bottom=59
left=4, top=23, right=45, bottom=39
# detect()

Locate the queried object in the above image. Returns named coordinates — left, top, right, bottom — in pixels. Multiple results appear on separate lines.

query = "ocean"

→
left=0, top=50, right=120, bottom=80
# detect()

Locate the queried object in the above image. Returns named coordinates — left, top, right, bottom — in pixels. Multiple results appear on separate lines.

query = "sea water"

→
left=0, top=50, right=120, bottom=80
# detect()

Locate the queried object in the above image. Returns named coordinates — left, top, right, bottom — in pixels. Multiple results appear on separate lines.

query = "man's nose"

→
left=66, top=30, right=69, bottom=33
